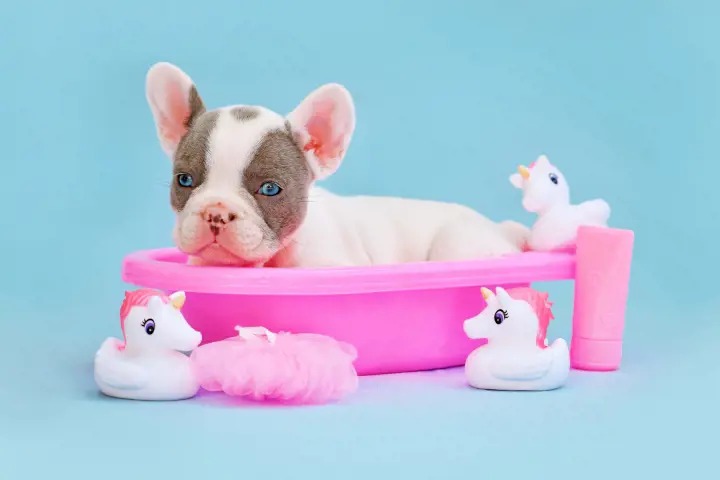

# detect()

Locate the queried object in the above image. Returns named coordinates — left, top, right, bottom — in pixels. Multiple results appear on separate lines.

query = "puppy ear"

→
left=286, top=83, right=355, bottom=180
left=509, top=173, right=523, bottom=189
left=146, top=62, right=206, bottom=158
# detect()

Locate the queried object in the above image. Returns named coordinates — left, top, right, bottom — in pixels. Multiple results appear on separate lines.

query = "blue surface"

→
left=2, top=0, right=718, bottom=478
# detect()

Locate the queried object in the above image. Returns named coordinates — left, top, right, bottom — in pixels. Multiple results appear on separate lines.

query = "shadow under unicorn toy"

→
left=463, top=286, right=570, bottom=391
left=94, top=289, right=202, bottom=401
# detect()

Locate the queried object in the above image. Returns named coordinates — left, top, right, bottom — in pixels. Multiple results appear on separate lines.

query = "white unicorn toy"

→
left=94, top=288, right=202, bottom=401
left=509, top=154, right=611, bottom=251
left=462, top=286, right=569, bottom=391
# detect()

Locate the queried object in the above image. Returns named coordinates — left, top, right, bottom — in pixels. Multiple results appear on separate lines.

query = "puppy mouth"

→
left=174, top=212, right=277, bottom=265
left=190, top=241, right=247, bottom=260
left=185, top=237, right=271, bottom=265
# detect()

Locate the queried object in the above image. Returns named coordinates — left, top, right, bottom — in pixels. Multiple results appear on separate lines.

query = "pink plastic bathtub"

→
left=121, top=226, right=634, bottom=375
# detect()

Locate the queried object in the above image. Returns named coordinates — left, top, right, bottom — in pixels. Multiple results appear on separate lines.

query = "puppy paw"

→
left=498, top=220, right=531, bottom=251
left=427, top=217, right=525, bottom=261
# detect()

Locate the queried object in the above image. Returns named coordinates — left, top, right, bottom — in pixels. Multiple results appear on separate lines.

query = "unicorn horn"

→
left=480, top=287, right=493, bottom=301
left=518, top=165, right=530, bottom=179
left=169, top=291, right=186, bottom=310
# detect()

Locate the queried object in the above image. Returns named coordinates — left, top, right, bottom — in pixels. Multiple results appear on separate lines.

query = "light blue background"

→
left=2, top=0, right=718, bottom=478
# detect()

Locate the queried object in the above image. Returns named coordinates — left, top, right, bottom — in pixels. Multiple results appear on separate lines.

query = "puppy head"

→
left=145, top=62, right=355, bottom=265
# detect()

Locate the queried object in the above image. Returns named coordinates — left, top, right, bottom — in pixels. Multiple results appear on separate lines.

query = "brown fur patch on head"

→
left=243, top=129, right=313, bottom=241
left=171, top=109, right=219, bottom=212
left=231, top=106, right=260, bottom=122
left=184, top=86, right=207, bottom=127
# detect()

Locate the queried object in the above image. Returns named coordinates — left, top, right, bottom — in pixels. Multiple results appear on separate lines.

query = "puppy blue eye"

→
left=258, top=182, right=282, bottom=196
left=177, top=173, right=194, bottom=188
left=548, top=173, right=559, bottom=185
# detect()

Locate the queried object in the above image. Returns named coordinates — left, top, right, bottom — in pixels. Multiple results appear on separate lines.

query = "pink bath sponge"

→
left=190, top=327, right=359, bottom=404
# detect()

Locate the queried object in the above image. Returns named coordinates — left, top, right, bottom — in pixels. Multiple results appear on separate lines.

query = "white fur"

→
left=286, top=188, right=527, bottom=267
left=209, top=108, right=286, bottom=186
left=146, top=62, right=530, bottom=267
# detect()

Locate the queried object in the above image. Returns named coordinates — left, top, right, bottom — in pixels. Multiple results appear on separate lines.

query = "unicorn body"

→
left=510, top=155, right=610, bottom=251
left=462, top=286, right=569, bottom=391
left=94, top=289, right=202, bottom=401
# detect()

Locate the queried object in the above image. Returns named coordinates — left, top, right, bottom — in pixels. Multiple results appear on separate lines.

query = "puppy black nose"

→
left=202, top=204, right=238, bottom=234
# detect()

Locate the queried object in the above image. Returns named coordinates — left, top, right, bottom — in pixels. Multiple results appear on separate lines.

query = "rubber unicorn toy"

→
left=94, top=288, right=202, bottom=401
left=462, top=286, right=569, bottom=391
left=509, top=154, right=611, bottom=251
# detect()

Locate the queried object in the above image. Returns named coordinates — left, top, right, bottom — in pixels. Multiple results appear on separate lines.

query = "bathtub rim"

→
left=121, top=248, right=576, bottom=295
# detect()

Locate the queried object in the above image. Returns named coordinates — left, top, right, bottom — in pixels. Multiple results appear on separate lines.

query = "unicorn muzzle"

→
left=178, top=330, right=203, bottom=352
left=189, top=331, right=202, bottom=348
left=463, top=317, right=486, bottom=340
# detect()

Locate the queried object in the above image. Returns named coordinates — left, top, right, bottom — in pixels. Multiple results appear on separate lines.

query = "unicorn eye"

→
left=494, top=309, right=508, bottom=325
left=257, top=181, right=282, bottom=196
left=141, top=318, right=155, bottom=335
left=548, top=173, right=559, bottom=185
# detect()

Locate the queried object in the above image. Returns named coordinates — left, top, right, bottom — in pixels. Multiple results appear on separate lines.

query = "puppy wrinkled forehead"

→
left=208, top=106, right=289, bottom=166
left=175, top=105, right=286, bottom=170
left=181, top=104, right=283, bottom=149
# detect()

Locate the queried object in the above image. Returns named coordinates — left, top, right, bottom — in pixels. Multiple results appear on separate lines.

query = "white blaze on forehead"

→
left=204, top=107, right=288, bottom=192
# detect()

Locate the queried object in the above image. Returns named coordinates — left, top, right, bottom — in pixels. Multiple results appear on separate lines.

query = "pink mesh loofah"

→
left=190, top=329, right=359, bottom=404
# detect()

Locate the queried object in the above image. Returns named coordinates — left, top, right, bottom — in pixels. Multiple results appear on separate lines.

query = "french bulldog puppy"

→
left=145, top=62, right=528, bottom=268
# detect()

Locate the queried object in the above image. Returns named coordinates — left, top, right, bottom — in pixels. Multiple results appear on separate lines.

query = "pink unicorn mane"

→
left=528, top=158, right=553, bottom=170
left=507, top=287, right=554, bottom=348
left=118, top=288, right=170, bottom=349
